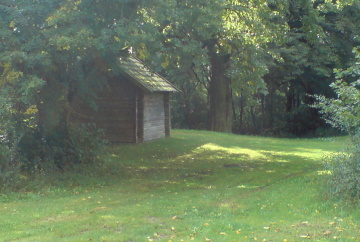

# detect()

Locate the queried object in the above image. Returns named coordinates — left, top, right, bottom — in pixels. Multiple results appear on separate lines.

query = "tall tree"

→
left=233, top=0, right=360, bottom=136
left=133, top=0, right=288, bottom=132
left=0, top=0, right=140, bottom=166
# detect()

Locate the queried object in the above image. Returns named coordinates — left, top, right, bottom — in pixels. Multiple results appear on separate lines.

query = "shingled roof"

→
left=119, top=56, right=179, bottom=93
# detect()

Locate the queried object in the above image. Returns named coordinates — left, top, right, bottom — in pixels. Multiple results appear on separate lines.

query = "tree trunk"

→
left=209, top=52, right=233, bottom=133
left=238, top=94, right=245, bottom=132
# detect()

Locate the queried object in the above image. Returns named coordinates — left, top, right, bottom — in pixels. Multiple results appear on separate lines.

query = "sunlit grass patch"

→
left=0, top=130, right=359, bottom=241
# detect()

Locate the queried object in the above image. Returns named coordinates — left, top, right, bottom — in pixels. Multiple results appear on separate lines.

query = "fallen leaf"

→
left=336, top=227, right=343, bottom=232
left=220, top=232, right=226, bottom=235
left=204, top=223, right=209, bottom=226
left=300, top=234, right=311, bottom=239
left=323, top=230, right=332, bottom=235
left=171, top=216, right=178, bottom=220
left=205, top=238, right=212, bottom=242
left=171, top=227, right=175, bottom=231
left=263, top=227, right=270, bottom=230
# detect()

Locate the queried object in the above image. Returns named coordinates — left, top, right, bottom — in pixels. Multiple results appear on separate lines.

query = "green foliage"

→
left=0, top=142, right=23, bottom=191
left=171, top=92, right=209, bottom=130
left=0, top=0, right=139, bottom=173
left=314, top=47, right=360, bottom=202
left=16, top=124, right=107, bottom=170
left=314, top=48, right=360, bottom=135
left=134, top=0, right=289, bottom=132
left=325, top=133, right=360, bottom=202
left=0, top=123, right=107, bottom=191
left=132, top=0, right=359, bottom=136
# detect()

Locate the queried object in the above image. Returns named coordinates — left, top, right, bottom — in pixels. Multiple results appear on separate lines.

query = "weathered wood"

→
left=73, top=65, right=176, bottom=143
left=164, top=93, right=170, bottom=137
left=136, top=90, right=144, bottom=143
left=143, top=93, right=165, bottom=142
left=74, top=77, right=137, bottom=143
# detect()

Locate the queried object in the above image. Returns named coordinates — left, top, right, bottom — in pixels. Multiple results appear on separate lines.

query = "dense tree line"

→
left=0, top=0, right=359, bottom=177
left=125, top=0, right=359, bottom=137
left=142, top=0, right=359, bottom=137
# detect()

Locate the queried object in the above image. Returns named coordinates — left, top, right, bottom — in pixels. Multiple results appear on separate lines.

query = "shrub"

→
left=314, top=47, right=360, bottom=203
left=17, top=123, right=107, bottom=170
left=0, top=143, right=22, bottom=191
left=0, top=123, right=108, bottom=191
left=325, top=133, right=360, bottom=202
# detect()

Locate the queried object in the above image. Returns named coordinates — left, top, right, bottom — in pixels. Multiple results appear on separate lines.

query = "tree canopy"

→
left=0, top=0, right=359, bottom=170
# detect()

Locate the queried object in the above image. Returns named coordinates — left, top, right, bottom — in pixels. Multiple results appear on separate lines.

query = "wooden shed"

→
left=75, top=56, right=178, bottom=143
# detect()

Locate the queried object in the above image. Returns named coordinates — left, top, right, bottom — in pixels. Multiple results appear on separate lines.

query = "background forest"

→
left=139, top=0, right=359, bottom=137
left=2, top=2, right=360, bottom=240
left=0, top=0, right=359, bottom=174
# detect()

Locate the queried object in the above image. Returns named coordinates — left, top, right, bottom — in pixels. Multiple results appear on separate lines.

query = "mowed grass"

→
left=1, top=130, right=359, bottom=241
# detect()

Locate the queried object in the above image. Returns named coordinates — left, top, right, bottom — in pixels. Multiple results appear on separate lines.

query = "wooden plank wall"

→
left=143, top=93, right=166, bottom=142
left=164, top=93, right=170, bottom=137
left=76, top=78, right=137, bottom=143
left=136, top=91, right=144, bottom=143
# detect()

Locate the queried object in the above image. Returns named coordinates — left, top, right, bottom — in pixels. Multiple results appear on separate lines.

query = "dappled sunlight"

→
left=100, top=215, right=116, bottom=220
left=195, top=143, right=267, bottom=161
left=1, top=130, right=357, bottom=241
left=292, top=147, right=330, bottom=158
left=317, top=170, right=332, bottom=176
left=236, top=185, right=260, bottom=189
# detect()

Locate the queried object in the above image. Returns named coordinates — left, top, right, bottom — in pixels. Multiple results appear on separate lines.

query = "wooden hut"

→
left=75, top=56, right=178, bottom=143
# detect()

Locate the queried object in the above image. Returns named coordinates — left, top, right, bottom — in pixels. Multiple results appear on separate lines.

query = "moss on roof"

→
left=119, top=56, right=178, bottom=93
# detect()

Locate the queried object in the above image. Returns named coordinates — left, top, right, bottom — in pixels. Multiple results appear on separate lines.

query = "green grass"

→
left=1, top=130, right=359, bottom=241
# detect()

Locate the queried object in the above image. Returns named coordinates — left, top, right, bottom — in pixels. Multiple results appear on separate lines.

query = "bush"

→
left=0, top=123, right=108, bottom=191
left=17, top=123, right=107, bottom=170
left=314, top=47, right=360, bottom=202
left=325, top=133, right=360, bottom=202
left=0, top=143, right=23, bottom=191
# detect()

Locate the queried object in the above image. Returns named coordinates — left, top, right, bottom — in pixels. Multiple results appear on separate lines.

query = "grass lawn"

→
left=1, top=130, right=359, bottom=241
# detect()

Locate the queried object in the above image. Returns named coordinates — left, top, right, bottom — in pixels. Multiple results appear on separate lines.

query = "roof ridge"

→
left=119, top=56, right=179, bottom=93
left=130, top=56, right=179, bottom=90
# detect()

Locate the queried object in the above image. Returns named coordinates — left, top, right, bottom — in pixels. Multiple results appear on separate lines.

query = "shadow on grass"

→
left=104, top=132, right=328, bottom=193
left=10, top=130, right=337, bottom=196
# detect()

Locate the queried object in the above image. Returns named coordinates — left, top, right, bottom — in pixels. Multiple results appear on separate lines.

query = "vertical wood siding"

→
left=76, top=78, right=137, bottom=143
left=136, top=91, right=144, bottom=143
left=74, top=75, right=172, bottom=143
left=164, top=93, right=170, bottom=137
left=143, top=93, right=166, bottom=142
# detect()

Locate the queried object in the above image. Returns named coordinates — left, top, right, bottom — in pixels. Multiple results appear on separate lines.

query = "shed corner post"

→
left=164, top=92, right=171, bottom=137
left=136, top=90, right=145, bottom=143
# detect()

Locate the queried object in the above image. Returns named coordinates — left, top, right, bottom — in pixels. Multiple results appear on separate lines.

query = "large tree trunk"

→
left=209, top=52, right=233, bottom=133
